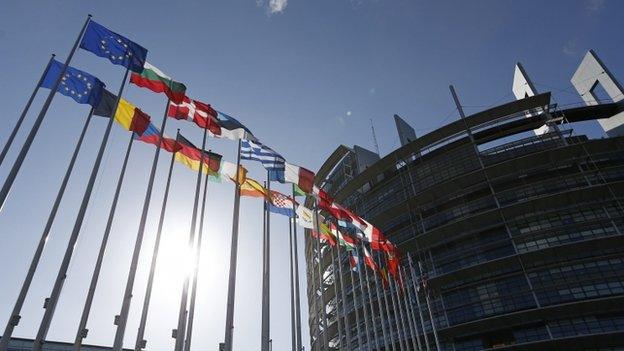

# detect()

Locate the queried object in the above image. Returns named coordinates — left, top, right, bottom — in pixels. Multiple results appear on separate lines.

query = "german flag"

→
left=175, top=133, right=222, bottom=174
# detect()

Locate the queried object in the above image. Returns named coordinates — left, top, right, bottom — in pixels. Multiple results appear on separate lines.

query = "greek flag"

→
left=241, top=139, right=285, bottom=179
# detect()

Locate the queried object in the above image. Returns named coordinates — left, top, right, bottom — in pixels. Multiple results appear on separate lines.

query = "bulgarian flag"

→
left=130, top=62, right=186, bottom=103
left=284, top=162, right=315, bottom=194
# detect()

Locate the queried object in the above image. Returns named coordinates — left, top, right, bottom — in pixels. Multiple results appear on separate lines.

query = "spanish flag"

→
left=240, top=178, right=270, bottom=199
left=94, top=89, right=150, bottom=135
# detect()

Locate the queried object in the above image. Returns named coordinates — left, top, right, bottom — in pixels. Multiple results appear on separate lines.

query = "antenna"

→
left=370, top=118, right=380, bottom=155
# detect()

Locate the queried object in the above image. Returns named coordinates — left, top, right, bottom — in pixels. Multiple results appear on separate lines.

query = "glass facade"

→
left=305, top=101, right=624, bottom=350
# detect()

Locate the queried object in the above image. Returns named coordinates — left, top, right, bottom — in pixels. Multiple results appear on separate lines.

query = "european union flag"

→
left=80, top=20, right=148, bottom=73
left=41, top=59, right=105, bottom=107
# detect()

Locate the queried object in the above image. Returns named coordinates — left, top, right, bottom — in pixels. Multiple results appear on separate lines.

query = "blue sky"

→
left=0, top=1, right=622, bottom=350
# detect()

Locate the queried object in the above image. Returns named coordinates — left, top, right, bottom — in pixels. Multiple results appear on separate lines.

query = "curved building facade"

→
left=305, top=91, right=624, bottom=350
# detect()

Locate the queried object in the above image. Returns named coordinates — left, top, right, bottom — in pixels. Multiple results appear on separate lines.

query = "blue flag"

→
left=40, top=59, right=105, bottom=107
left=241, top=139, right=285, bottom=180
left=80, top=20, right=147, bottom=73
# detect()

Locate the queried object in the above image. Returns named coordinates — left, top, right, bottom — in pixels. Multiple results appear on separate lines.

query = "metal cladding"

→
left=306, top=86, right=624, bottom=350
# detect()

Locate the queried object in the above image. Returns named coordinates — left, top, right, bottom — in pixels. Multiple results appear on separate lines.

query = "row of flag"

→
left=43, top=18, right=402, bottom=287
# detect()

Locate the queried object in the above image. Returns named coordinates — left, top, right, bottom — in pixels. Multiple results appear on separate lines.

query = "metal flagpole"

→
left=288, top=209, right=297, bottom=351
left=376, top=251, right=396, bottom=351
left=392, top=270, right=412, bottom=350
left=387, top=263, right=406, bottom=351
left=184, top=152, right=211, bottom=351
left=361, top=244, right=381, bottom=350
left=347, top=254, right=363, bottom=350
left=222, top=139, right=243, bottom=351
left=33, top=66, right=130, bottom=351
left=329, top=246, right=344, bottom=348
left=74, top=132, right=135, bottom=351
left=290, top=185, right=302, bottom=351
left=0, top=54, right=56, bottom=167
left=134, top=130, right=179, bottom=351
left=419, top=262, right=441, bottom=351
left=312, top=201, right=329, bottom=350
left=261, top=174, right=271, bottom=351
left=355, top=247, right=373, bottom=350
left=310, top=230, right=320, bottom=351
left=0, top=15, right=92, bottom=211
left=174, top=126, right=209, bottom=351
left=401, top=266, right=422, bottom=351
left=371, top=257, right=390, bottom=351
left=408, top=254, right=430, bottom=351
left=399, top=268, right=419, bottom=351
left=261, top=181, right=268, bottom=349
left=113, top=98, right=171, bottom=351
left=0, top=106, right=93, bottom=351
left=333, top=233, right=352, bottom=350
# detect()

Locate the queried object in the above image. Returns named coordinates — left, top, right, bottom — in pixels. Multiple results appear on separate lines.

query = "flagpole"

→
left=371, top=256, right=390, bottom=351
left=312, top=200, right=329, bottom=350
left=113, top=98, right=171, bottom=351
left=261, top=174, right=271, bottom=351
left=361, top=243, right=381, bottom=350
left=0, top=14, right=91, bottom=211
left=288, top=209, right=297, bottom=351
left=408, top=254, right=430, bottom=351
left=174, top=126, right=209, bottom=351
left=347, top=254, right=364, bottom=350
left=355, top=246, right=373, bottom=350
left=184, top=152, right=211, bottom=351
left=74, top=132, right=135, bottom=351
left=392, top=277, right=410, bottom=351
left=419, top=261, right=441, bottom=351
left=0, top=106, right=93, bottom=351
left=398, top=267, right=419, bottom=351
left=376, top=251, right=396, bottom=351
left=401, top=266, right=422, bottom=351
left=328, top=246, right=344, bottom=348
left=33, top=66, right=130, bottom=351
left=387, top=259, right=406, bottom=351
left=134, top=130, right=179, bottom=351
left=290, top=185, right=302, bottom=351
left=222, top=139, right=243, bottom=351
left=333, top=233, right=352, bottom=350
left=0, top=54, right=55, bottom=167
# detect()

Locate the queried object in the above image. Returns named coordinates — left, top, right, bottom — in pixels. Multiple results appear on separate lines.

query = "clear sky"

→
left=0, top=1, right=623, bottom=351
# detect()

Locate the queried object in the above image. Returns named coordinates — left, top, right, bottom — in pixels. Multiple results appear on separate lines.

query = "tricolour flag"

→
left=240, top=139, right=285, bottom=178
left=94, top=90, right=150, bottom=135
left=215, top=110, right=256, bottom=141
left=80, top=20, right=147, bottom=73
left=312, top=222, right=337, bottom=246
left=333, top=226, right=357, bottom=252
left=167, top=97, right=221, bottom=135
left=41, top=59, right=105, bottom=107
left=268, top=190, right=297, bottom=217
left=176, top=134, right=222, bottom=174
left=133, top=122, right=180, bottom=152
left=281, top=162, right=315, bottom=194
left=130, top=62, right=186, bottom=103
left=240, top=178, right=270, bottom=199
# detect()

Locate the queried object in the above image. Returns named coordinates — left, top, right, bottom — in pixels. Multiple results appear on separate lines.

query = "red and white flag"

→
left=167, top=96, right=221, bottom=135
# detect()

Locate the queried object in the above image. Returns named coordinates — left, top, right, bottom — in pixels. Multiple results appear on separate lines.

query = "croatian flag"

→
left=268, top=190, right=297, bottom=217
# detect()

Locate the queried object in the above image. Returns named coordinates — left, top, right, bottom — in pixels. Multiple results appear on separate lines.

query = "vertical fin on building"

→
left=394, top=114, right=417, bottom=147
left=571, top=49, right=624, bottom=137
left=513, top=62, right=551, bottom=135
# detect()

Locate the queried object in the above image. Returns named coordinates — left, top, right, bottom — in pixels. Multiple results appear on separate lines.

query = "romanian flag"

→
left=94, top=89, right=150, bottom=136
left=240, top=178, right=270, bottom=199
